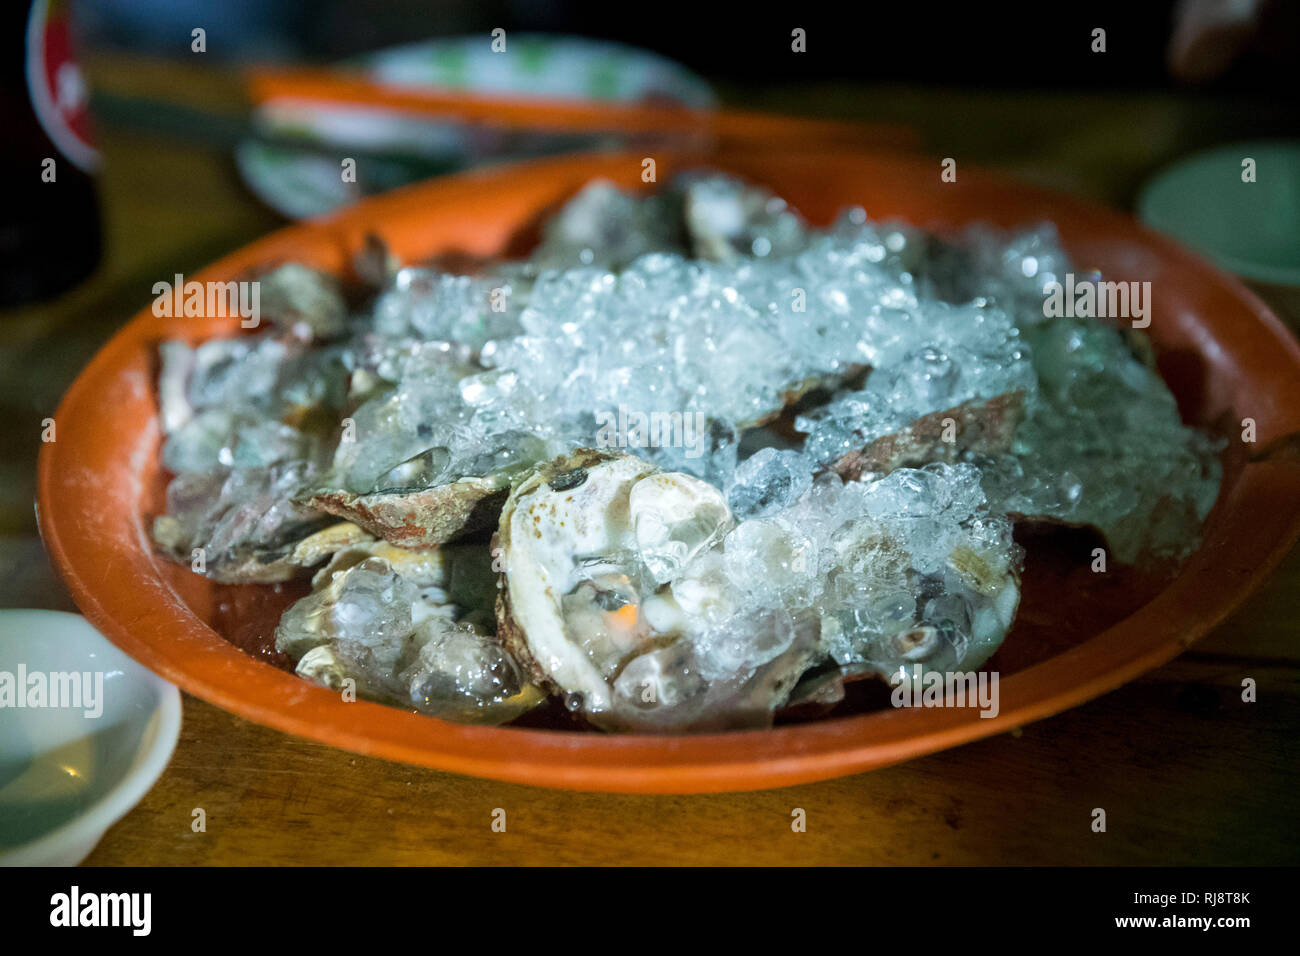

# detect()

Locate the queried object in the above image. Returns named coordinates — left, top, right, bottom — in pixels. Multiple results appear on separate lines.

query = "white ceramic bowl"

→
left=0, top=610, right=180, bottom=866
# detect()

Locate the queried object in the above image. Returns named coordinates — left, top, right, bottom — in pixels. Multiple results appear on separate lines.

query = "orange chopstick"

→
left=246, top=66, right=917, bottom=150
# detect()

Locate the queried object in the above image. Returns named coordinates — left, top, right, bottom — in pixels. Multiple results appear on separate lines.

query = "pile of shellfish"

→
left=151, top=172, right=1221, bottom=732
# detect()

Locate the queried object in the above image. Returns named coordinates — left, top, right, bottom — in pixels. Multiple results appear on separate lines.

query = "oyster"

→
left=976, top=317, right=1223, bottom=564
left=720, top=463, right=1022, bottom=685
left=209, top=520, right=375, bottom=584
left=829, top=391, right=1026, bottom=481
left=529, top=179, right=686, bottom=270
left=818, top=514, right=1021, bottom=679
left=676, top=171, right=808, bottom=262
left=299, top=339, right=547, bottom=548
left=496, top=450, right=820, bottom=731
left=275, top=542, right=542, bottom=724
left=156, top=335, right=345, bottom=447
left=254, top=263, right=348, bottom=341
left=352, top=232, right=401, bottom=290
left=306, top=476, right=510, bottom=550
left=151, top=329, right=356, bottom=582
left=151, top=461, right=336, bottom=583
left=531, top=171, right=806, bottom=269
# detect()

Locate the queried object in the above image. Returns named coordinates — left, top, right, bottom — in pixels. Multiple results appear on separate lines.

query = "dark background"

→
left=74, top=0, right=1300, bottom=94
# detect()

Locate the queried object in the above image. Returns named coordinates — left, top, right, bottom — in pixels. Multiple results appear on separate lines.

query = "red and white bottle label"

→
left=26, top=0, right=98, bottom=173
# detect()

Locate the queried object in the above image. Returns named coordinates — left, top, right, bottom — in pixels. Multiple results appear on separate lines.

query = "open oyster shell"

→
left=275, top=540, right=542, bottom=725
left=495, top=449, right=820, bottom=732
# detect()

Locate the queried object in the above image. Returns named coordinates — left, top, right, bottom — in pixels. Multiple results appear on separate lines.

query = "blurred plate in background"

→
left=1138, top=139, right=1300, bottom=322
left=236, top=34, right=715, bottom=219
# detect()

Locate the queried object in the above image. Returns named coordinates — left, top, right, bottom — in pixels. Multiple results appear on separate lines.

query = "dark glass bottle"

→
left=0, top=0, right=102, bottom=307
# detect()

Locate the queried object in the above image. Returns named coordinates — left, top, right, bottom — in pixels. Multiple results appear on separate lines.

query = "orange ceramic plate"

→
left=38, top=149, right=1300, bottom=793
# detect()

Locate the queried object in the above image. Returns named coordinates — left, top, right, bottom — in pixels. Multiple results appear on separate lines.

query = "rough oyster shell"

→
left=494, top=449, right=820, bottom=731
left=829, top=391, right=1026, bottom=481
left=276, top=544, right=542, bottom=725
left=209, top=520, right=375, bottom=584
left=306, top=474, right=510, bottom=549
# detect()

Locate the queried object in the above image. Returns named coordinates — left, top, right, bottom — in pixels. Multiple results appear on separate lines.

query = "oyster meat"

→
left=276, top=540, right=542, bottom=724
left=496, top=450, right=823, bottom=731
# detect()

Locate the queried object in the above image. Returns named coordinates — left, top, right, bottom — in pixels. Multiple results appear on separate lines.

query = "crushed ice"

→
left=152, top=171, right=1223, bottom=729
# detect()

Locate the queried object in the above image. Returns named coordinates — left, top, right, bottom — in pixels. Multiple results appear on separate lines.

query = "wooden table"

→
left=3, top=55, right=1297, bottom=865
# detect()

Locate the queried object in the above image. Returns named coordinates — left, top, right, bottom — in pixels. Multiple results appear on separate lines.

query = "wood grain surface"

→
left=2, top=55, right=1296, bottom=865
